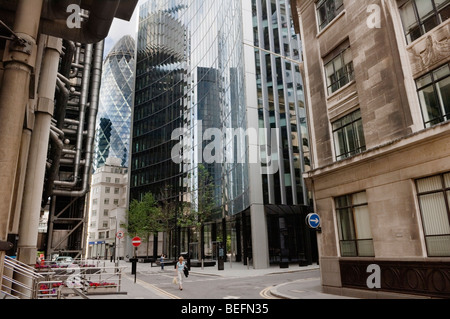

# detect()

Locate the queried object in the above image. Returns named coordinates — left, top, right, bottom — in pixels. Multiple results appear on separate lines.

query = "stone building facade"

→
left=87, top=157, right=129, bottom=260
left=291, top=0, right=450, bottom=298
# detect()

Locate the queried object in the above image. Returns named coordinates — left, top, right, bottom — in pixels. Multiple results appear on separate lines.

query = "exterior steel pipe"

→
left=70, top=43, right=82, bottom=78
left=43, top=74, right=71, bottom=204
left=64, top=118, right=80, bottom=125
left=50, top=123, right=65, bottom=138
left=53, top=43, right=93, bottom=188
left=49, top=129, right=64, bottom=149
left=59, top=158, right=86, bottom=165
left=53, top=41, right=104, bottom=197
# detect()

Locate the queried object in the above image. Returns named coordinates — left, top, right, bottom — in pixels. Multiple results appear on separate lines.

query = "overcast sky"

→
left=103, top=0, right=146, bottom=57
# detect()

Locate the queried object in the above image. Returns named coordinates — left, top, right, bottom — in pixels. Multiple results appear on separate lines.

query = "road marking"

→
left=259, top=286, right=280, bottom=299
left=123, top=274, right=181, bottom=299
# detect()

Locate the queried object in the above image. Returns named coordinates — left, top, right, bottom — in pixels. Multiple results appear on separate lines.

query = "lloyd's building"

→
left=130, top=0, right=317, bottom=269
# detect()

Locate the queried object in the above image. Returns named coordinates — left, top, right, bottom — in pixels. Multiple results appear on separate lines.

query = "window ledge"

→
left=326, top=80, right=356, bottom=100
left=316, top=10, right=346, bottom=39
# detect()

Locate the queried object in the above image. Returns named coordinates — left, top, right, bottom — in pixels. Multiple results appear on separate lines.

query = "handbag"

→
left=183, top=265, right=189, bottom=278
left=172, top=277, right=178, bottom=284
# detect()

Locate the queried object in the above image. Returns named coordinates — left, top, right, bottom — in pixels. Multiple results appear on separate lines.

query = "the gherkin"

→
left=94, top=35, right=136, bottom=170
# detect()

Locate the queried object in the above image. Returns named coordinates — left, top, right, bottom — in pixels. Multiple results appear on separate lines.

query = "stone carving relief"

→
left=408, top=24, right=450, bottom=77
left=415, top=35, right=450, bottom=68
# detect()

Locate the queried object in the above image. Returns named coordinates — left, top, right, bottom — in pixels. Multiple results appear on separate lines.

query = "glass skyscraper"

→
left=246, top=0, right=315, bottom=266
left=250, top=0, right=311, bottom=206
left=94, top=35, right=136, bottom=170
left=131, top=0, right=317, bottom=268
left=131, top=1, right=188, bottom=204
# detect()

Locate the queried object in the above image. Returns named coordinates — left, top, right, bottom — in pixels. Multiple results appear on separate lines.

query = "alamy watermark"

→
left=66, top=4, right=81, bottom=29
left=366, top=264, right=381, bottom=289
left=65, top=3, right=382, bottom=30
left=367, top=4, right=382, bottom=29
left=171, top=121, right=280, bottom=174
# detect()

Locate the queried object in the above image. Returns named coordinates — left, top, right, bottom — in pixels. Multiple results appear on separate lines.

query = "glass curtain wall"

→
left=131, top=1, right=188, bottom=204
left=131, top=0, right=249, bottom=258
left=176, top=0, right=249, bottom=217
left=251, top=0, right=311, bottom=207
left=251, top=0, right=315, bottom=264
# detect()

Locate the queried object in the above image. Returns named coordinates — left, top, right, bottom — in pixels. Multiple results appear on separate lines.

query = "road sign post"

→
left=131, top=236, right=141, bottom=283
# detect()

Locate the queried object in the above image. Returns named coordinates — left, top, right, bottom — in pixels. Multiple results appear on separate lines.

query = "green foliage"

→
left=123, top=165, right=216, bottom=259
left=124, top=192, right=162, bottom=240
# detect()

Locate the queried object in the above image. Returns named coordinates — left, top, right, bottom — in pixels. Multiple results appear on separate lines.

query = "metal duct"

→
left=70, top=42, right=82, bottom=78
left=53, top=43, right=93, bottom=189
left=42, top=41, right=74, bottom=206
left=52, top=40, right=103, bottom=197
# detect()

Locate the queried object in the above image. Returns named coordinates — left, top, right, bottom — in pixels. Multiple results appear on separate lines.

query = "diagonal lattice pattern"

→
left=94, top=35, right=136, bottom=170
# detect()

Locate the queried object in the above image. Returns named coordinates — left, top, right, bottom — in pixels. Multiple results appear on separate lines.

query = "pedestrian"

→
left=175, top=256, right=186, bottom=290
left=160, top=254, right=165, bottom=270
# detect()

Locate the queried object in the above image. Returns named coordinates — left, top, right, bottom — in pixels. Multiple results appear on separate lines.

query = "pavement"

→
left=84, top=260, right=355, bottom=300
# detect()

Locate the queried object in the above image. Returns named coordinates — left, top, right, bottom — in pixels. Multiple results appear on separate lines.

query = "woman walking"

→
left=160, top=254, right=165, bottom=270
left=175, top=256, right=186, bottom=290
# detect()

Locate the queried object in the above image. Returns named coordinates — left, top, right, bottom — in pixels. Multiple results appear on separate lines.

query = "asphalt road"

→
left=133, top=268, right=321, bottom=299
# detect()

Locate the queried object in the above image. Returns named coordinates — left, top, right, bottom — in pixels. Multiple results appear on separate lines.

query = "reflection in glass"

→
left=131, top=0, right=249, bottom=218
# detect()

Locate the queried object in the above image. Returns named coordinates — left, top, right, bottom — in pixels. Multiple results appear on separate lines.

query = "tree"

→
left=178, top=164, right=216, bottom=260
left=124, top=193, right=162, bottom=257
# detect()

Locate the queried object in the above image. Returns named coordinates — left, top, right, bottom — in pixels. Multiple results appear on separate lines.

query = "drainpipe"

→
left=0, top=0, right=44, bottom=280
left=17, top=35, right=62, bottom=267
left=53, top=41, right=104, bottom=197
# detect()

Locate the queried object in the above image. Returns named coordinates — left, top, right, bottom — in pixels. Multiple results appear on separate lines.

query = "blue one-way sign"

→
left=306, top=213, right=321, bottom=229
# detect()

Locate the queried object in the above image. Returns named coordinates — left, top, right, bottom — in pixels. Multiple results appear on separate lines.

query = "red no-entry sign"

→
left=132, top=236, right=141, bottom=247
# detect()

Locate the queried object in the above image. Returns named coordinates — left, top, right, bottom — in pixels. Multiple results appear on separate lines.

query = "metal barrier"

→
left=35, top=260, right=126, bottom=298
left=35, top=280, right=65, bottom=299
left=1, top=256, right=43, bottom=299
left=2, top=257, right=126, bottom=299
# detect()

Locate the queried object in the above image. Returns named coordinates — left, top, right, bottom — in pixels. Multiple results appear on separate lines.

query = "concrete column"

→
left=0, top=0, right=44, bottom=279
left=250, top=204, right=269, bottom=269
left=241, top=0, right=270, bottom=269
left=9, top=128, right=32, bottom=235
left=17, top=36, right=62, bottom=265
